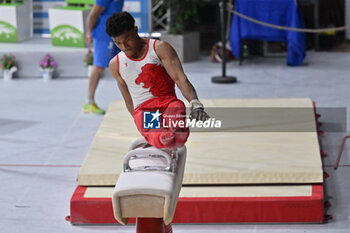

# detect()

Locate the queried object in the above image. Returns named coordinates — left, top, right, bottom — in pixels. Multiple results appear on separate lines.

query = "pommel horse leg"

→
left=112, top=138, right=186, bottom=233
left=136, top=218, right=171, bottom=233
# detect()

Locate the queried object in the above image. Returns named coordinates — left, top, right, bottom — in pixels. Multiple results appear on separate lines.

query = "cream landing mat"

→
left=78, top=98, right=322, bottom=186
left=84, top=185, right=312, bottom=198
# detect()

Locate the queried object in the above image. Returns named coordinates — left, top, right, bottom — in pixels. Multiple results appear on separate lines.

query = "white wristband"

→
left=190, top=99, right=204, bottom=110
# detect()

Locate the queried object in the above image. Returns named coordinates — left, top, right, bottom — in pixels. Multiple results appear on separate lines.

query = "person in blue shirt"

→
left=83, top=0, right=124, bottom=114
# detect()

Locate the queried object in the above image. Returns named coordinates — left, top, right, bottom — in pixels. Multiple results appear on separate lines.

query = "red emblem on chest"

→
left=135, top=64, right=175, bottom=97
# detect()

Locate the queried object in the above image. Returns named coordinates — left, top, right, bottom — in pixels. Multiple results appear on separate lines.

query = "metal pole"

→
left=221, top=0, right=227, bottom=77
left=212, top=0, right=237, bottom=84
left=148, top=0, right=153, bottom=37
left=314, top=0, right=319, bottom=51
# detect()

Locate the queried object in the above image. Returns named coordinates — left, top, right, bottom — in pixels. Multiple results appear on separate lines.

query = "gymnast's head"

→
left=106, top=12, right=141, bottom=52
left=106, top=11, right=136, bottom=37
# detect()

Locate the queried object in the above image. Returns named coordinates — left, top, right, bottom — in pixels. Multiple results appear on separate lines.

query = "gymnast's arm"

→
left=155, top=40, right=198, bottom=102
left=155, top=40, right=209, bottom=121
left=109, top=57, right=134, bottom=116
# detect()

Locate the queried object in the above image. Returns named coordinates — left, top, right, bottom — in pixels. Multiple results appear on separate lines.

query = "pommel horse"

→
left=112, top=137, right=187, bottom=233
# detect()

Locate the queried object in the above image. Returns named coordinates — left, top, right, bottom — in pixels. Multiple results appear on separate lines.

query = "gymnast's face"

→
left=112, top=26, right=140, bottom=58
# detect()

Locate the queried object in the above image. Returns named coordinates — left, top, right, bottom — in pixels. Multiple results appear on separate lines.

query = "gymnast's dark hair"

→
left=106, top=11, right=135, bottom=37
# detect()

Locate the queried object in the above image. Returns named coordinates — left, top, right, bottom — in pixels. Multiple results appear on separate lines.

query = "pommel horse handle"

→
left=123, top=147, right=174, bottom=172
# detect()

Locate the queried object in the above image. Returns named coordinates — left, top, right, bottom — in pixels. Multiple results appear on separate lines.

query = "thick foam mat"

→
left=78, top=98, right=323, bottom=186
left=70, top=185, right=324, bottom=224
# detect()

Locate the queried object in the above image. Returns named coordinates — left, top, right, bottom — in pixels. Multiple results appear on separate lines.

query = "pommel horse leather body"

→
left=112, top=137, right=187, bottom=228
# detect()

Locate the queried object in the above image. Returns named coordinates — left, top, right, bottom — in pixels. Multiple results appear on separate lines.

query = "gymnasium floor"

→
left=0, top=51, right=349, bottom=232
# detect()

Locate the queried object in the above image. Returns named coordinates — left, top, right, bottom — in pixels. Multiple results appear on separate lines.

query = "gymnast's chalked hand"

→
left=189, top=99, right=209, bottom=121
left=190, top=108, right=210, bottom=122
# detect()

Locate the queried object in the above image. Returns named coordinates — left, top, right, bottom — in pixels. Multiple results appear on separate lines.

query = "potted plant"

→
left=39, top=53, right=56, bottom=81
left=0, top=53, right=18, bottom=80
left=159, top=0, right=201, bottom=63
left=84, top=48, right=93, bottom=76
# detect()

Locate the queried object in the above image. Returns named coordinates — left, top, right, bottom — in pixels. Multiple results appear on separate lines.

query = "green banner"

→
left=51, top=24, right=84, bottom=47
left=0, top=20, right=17, bottom=42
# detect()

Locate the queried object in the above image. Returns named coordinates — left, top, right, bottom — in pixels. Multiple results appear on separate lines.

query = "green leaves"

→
left=0, top=53, right=16, bottom=70
left=166, top=0, right=200, bottom=34
left=84, top=49, right=93, bottom=66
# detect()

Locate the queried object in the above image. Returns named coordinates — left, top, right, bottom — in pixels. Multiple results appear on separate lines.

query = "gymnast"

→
left=106, top=11, right=209, bottom=149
